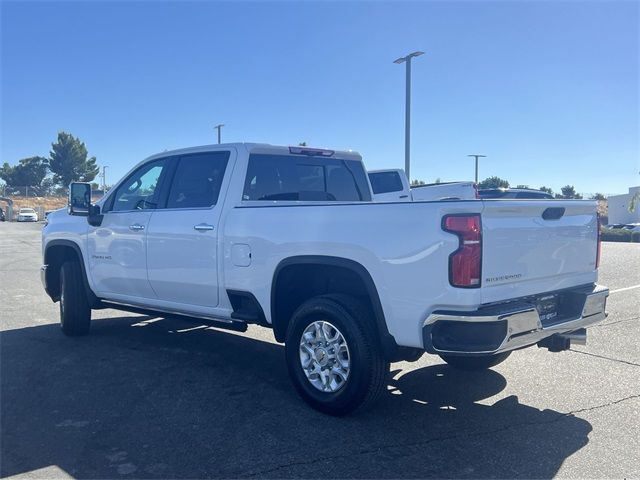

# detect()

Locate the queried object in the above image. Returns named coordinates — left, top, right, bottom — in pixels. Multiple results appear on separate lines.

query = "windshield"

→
left=20, top=208, right=35, bottom=213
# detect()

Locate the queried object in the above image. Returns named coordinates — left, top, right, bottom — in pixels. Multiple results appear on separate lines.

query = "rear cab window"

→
left=243, top=153, right=371, bottom=202
left=368, top=171, right=404, bottom=194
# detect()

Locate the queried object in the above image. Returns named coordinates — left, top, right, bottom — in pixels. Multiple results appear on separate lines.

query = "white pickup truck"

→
left=42, top=143, right=608, bottom=415
left=368, top=168, right=477, bottom=202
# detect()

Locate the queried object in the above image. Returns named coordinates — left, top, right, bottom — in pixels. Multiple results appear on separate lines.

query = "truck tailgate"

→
left=480, top=200, right=598, bottom=303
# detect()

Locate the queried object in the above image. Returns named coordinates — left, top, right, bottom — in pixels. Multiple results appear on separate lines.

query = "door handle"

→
left=194, top=223, right=215, bottom=232
left=129, top=224, right=145, bottom=231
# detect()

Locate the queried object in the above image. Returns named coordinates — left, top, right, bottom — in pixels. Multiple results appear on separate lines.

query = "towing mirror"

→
left=68, top=182, right=91, bottom=216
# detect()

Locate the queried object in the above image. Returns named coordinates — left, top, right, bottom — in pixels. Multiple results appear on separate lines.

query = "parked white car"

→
left=41, top=143, right=608, bottom=415
left=17, top=208, right=38, bottom=222
left=368, top=169, right=477, bottom=202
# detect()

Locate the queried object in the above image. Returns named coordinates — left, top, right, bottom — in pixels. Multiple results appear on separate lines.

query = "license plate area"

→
left=536, top=294, right=559, bottom=324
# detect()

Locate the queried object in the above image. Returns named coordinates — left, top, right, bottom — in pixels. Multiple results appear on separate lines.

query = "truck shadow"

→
left=1, top=314, right=591, bottom=479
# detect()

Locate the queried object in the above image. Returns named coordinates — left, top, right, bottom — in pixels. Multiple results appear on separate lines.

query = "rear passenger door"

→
left=146, top=150, right=232, bottom=310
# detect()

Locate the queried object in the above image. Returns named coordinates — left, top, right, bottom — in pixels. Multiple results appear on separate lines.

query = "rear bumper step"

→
left=423, top=284, right=608, bottom=356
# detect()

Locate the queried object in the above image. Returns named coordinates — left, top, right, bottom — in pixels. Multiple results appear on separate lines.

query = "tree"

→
left=434, top=178, right=442, bottom=184
left=48, top=132, right=99, bottom=188
left=559, top=185, right=583, bottom=199
left=478, top=176, right=509, bottom=189
left=539, top=186, right=554, bottom=196
left=411, top=179, right=426, bottom=186
left=298, top=142, right=307, bottom=146
left=0, top=156, right=49, bottom=188
left=516, top=184, right=529, bottom=189
left=590, top=193, right=606, bottom=201
left=629, top=192, right=639, bottom=213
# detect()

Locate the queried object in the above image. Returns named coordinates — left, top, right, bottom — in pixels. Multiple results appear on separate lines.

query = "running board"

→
left=99, top=301, right=248, bottom=333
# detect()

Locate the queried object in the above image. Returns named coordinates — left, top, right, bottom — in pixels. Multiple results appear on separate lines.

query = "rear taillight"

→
left=442, top=214, right=482, bottom=288
left=596, top=213, right=601, bottom=269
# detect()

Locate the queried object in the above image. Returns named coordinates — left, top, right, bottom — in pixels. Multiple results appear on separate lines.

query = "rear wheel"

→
left=439, top=352, right=511, bottom=371
left=59, top=261, right=91, bottom=336
left=285, top=294, right=389, bottom=416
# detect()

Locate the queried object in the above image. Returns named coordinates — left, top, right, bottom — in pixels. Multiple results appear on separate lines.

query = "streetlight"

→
left=467, top=154, right=486, bottom=184
left=393, top=51, right=424, bottom=183
left=214, top=124, right=224, bottom=144
left=101, top=166, right=109, bottom=192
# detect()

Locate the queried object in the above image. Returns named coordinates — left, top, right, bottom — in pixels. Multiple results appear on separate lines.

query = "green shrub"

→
left=601, top=228, right=640, bottom=242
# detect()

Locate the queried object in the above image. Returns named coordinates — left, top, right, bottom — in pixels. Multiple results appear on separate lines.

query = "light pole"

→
left=394, top=51, right=424, bottom=183
left=101, top=166, right=108, bottom=192
left=467, top=154, right=486, bottom=184
left=214, top=124, right=224, bottom=144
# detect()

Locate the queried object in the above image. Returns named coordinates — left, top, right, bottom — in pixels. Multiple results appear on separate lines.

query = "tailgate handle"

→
left=542, top=207, right=565, bottom=220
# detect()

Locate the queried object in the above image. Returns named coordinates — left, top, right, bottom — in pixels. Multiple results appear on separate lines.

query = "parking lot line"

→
left=609, top=284, right=640, bottom=294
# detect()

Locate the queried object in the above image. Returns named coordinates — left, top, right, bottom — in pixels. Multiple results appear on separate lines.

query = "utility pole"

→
left=467, top=154, right=486, bottom=184
left=214, top=124, right=224, bottom=144
left=393, top=51, right=424, bottom=183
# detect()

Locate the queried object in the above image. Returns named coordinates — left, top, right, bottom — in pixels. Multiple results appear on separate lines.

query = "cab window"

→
left=110, top=159, right=166, bottom=212
left=243, top=154, right=371, bottom=202
left=369, top=171, right=404, bottom=194
left=166, top=152, right=229, bottom=209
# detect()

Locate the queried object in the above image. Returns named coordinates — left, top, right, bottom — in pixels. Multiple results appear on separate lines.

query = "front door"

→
left=88, top=158, right=168, bottom=300
left=146, top=150, right=231, bottom=309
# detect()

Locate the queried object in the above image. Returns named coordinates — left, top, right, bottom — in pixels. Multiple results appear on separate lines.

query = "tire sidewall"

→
left=59, top=263, right=71, bottom=330
left=285, top=300, right=375, bottom=414
left=59, top=261, right=90, bottom=335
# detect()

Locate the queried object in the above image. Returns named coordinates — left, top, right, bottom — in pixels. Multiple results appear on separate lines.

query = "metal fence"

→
left=0, top=185, right=104, bottom=221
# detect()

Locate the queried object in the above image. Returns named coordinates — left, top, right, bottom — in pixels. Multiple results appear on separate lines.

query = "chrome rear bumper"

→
left=423, top=284, right=608, bottom=356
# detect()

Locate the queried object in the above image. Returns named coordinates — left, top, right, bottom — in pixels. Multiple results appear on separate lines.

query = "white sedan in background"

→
left=17, top=208, right=38, bottom=222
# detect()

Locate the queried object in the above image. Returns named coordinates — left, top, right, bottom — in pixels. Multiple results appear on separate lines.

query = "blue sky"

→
left=2, top=1, right=638, bottom=195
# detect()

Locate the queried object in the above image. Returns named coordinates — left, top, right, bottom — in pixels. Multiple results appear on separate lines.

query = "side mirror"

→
left=88, top=204, right=103, bottom=227
left=68, top=183, right=91, bottom=216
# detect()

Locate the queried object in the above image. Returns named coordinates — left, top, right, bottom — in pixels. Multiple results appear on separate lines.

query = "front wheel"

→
left=439, top=351, right=511, bottom=371
left=285, top=295, right=389, bottom=416
left=59, top=261, right=91, bottom=336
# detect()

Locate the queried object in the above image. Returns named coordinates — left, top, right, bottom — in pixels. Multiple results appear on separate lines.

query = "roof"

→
left=145, top=143, right=362, bottom=162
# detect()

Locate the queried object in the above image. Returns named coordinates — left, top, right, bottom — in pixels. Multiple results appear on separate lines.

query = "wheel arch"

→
left=270, top=255, right=401, bottom=359
left=44, top=240, right=98, bottom=306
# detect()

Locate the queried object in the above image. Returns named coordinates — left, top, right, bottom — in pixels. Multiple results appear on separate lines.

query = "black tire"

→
left=439, top=351, right=511, bottom=371
left=59, top=261, right=91, bottom=336
left=285, top=294, right=389, bottom=416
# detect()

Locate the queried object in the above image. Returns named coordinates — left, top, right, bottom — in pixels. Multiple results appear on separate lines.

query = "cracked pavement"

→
left=1, top=223, right=639, bottom=479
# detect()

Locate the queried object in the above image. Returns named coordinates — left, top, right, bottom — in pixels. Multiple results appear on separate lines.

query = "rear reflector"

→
left=288, top=146, right=335, bottom=156
left=442, top=214, right=482, bottom=288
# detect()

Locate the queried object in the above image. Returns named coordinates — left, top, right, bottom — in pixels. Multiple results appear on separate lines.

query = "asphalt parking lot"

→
left=1, top=221, right=638, bottom=479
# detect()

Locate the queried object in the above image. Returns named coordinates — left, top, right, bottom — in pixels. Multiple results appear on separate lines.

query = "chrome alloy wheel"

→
left=299, top=320, right=351, bottom=393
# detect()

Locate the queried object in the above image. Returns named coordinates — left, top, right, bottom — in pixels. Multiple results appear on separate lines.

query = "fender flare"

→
left=44, top=239, right=99, bottom=306
left=270, top=255, right=399, bottom=358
